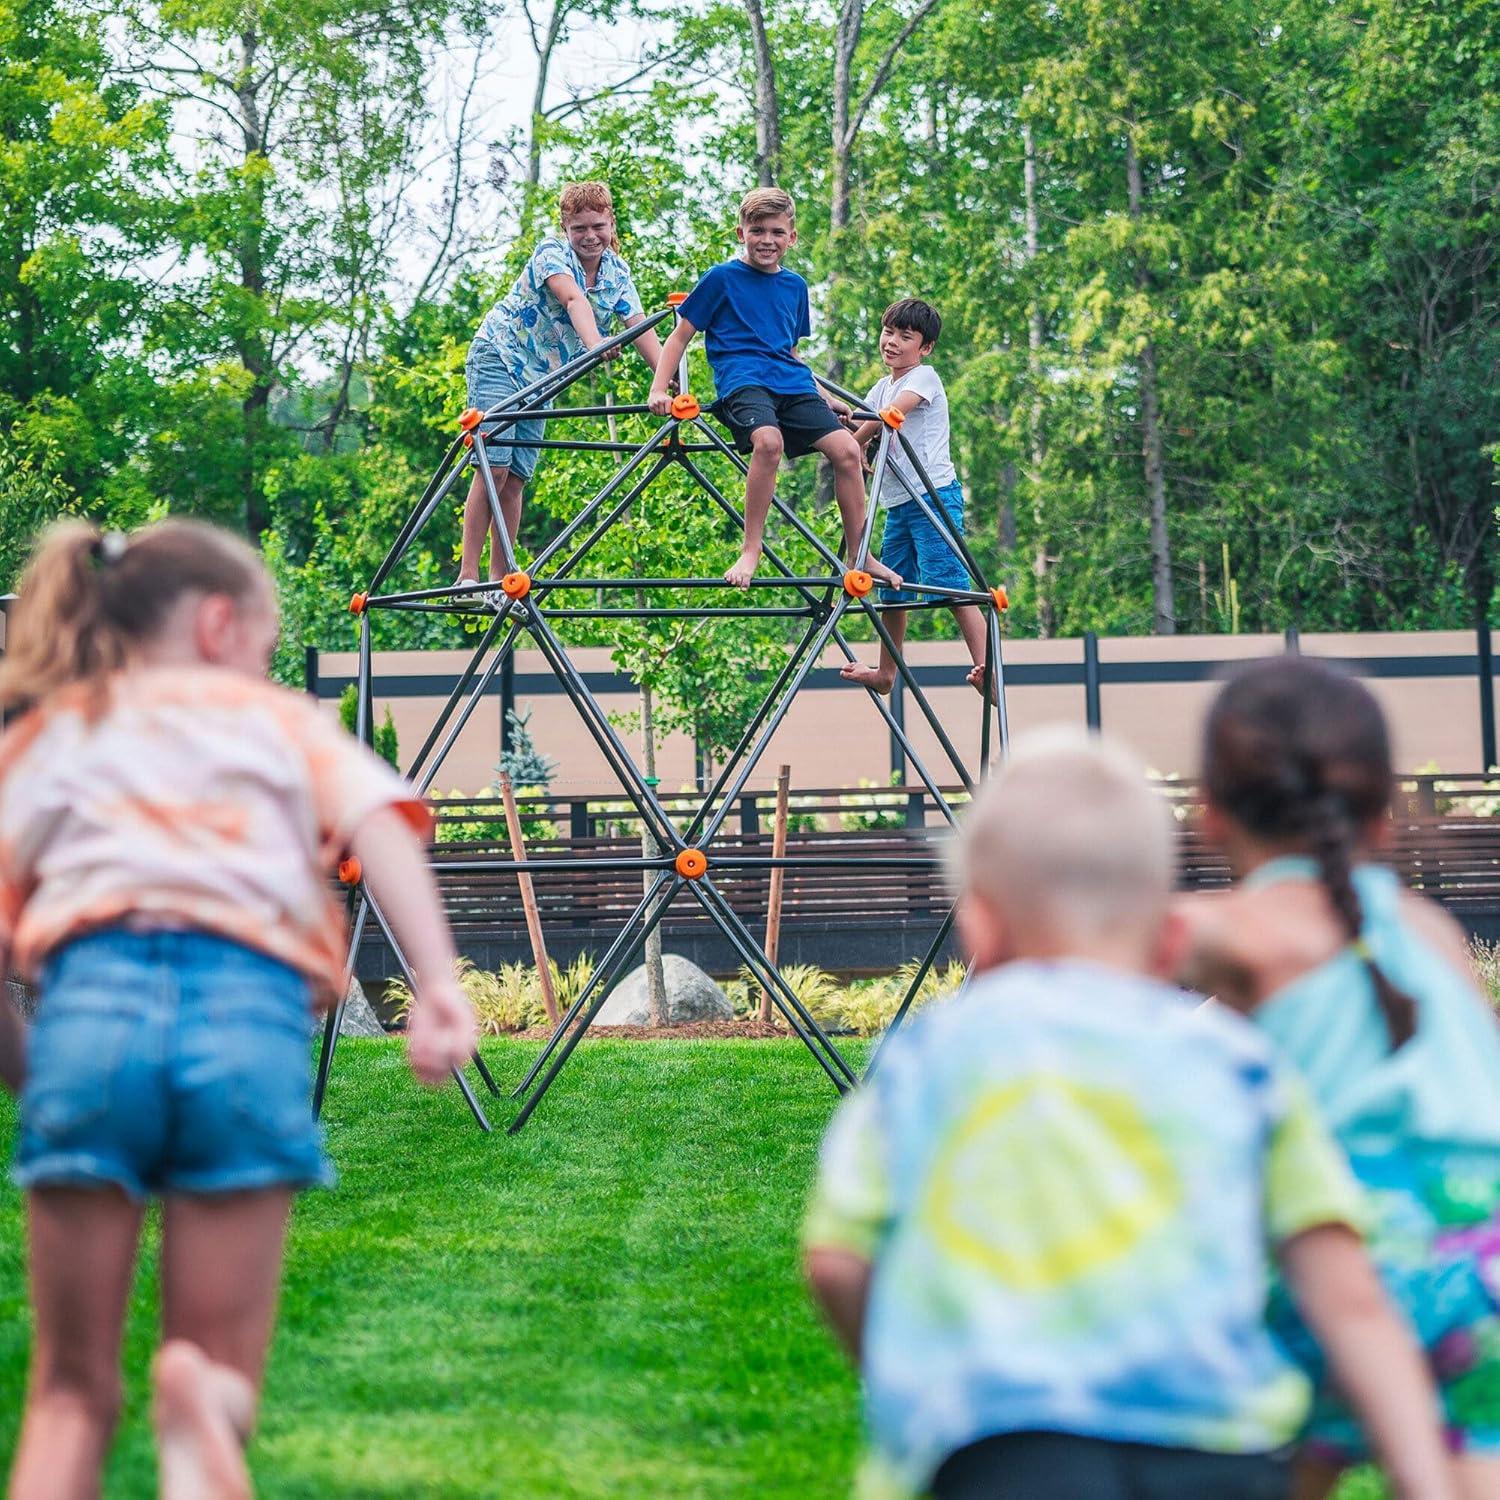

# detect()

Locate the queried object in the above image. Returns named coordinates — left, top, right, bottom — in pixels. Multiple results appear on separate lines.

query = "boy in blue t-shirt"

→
left=649, top=188, right=899, bottom=590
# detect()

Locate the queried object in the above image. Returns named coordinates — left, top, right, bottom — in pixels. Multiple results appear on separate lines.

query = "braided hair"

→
left=1203, top=657, right=1417, bottom=1050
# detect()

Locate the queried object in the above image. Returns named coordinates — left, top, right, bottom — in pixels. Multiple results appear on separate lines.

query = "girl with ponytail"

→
left=0, top=520, right=475, bottom=1499
left=1188, top=656, right=1500, bottom=1498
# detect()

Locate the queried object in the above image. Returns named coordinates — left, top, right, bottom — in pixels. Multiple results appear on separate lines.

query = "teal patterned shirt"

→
left=804, top=961, right=1365, bottom=1497
left=473, top=236, right=644, bottom=386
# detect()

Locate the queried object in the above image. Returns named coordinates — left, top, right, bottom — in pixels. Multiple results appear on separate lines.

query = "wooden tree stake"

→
left=499, top=771, right=559, bottom=1024
left=760, top=764, right=791, bottom=1024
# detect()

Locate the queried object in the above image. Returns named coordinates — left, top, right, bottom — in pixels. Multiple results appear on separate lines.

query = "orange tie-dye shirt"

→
left=0, top=667, right=432, bottom=1007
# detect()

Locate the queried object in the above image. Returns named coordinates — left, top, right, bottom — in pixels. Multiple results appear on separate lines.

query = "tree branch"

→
left=842, top=0, right=945, bottom=153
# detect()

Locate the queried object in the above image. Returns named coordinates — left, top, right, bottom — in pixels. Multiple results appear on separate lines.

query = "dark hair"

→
left=1203, top=656, right=1417, bottom=1049
left=882, top=298, right=941, bottom=347
left=0, top=519, right=265, bottom=715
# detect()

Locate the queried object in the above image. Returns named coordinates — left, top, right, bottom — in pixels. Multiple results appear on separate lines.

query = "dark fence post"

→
left=1083, top=631, right=1101, bottom=731
left=889, top=675, right=907, bottom=779
left=1284, top=626, right=1301, bottom=655
left=499, top=650, right=515, bottom=755
left=303, top=644, right=319, bottom=697
left=1479, top=615, right=1496, bottom=771
left=569, top=799, right=590, bottom=841
left=739, top=793, right=760, bottom=836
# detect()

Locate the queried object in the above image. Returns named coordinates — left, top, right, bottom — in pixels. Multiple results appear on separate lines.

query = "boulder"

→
left=311, top=976, right=387, bottom=1038
left=595, top=954, right=732, bottom=1027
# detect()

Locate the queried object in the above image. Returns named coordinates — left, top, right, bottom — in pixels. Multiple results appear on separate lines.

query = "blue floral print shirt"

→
left=473, top=236, right=644, bottom=386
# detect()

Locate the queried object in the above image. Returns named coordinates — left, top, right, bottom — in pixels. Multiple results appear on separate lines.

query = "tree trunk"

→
left=742, top=0, right=781, bottom=185
left=639, top=674, right=668, bottom=1027
left=1126, top=130, right=1175, bottom=635
left=527, top=4, right=568, bottom=189
left=236, top=29, right=272, bottom=540
left=1022, top=120, right=1054, bottom=637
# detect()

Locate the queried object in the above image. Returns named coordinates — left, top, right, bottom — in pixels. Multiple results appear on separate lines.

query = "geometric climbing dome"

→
left=321, top=303, right=1011, bottom=1132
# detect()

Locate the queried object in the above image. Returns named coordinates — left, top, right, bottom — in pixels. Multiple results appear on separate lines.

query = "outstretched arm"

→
left=1281, top=1225, right=1454, bottom=1500
left=623, top=313, right=665, bottom=374
left=849, top=385, right=926, bottom=448
left=349, top=806, right=477, bottom=1086
left=804, top=1247, right=872, bottom=1362
left=544, top=273, right=618, bottom=361
left=649, top=317, right=698, bottom=412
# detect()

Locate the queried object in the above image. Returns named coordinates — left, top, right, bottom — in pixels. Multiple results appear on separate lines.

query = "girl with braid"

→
left=1185, top=656, right=1500, bottom=1500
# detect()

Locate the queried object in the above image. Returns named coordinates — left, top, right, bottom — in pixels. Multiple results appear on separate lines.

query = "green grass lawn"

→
left=0, top=1038, right=1384, bottom=1497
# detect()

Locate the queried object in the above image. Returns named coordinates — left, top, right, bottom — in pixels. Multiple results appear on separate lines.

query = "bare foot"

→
left=966, top=662, right=997, bottom=701
left=840, top=662, right=895, bottom=695
left=725, top=548, right=761, bottom=588
left=153, top=1340, right=255, bottom=1500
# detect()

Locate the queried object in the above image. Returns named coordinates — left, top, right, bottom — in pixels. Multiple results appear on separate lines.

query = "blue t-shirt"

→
left=678, top=258, right=817, bottom=399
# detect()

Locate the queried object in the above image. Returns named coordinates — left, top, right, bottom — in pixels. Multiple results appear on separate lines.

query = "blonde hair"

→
left=558, top=181, right=621, bottom=251
left=0, top=519, right=266, bottom=715
left=738, top=186, right=795, bottom=226
left=949, top=729, right=1174, bottom=941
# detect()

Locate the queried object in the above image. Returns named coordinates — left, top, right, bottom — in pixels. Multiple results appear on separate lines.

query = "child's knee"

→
left=750, top=426, right=785, bottom=461
left=825, top=434, right=863, bottom=473
left=36, top=1355, right=124, bottom=1434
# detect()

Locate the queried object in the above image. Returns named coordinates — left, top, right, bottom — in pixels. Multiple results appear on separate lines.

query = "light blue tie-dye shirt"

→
left=473, top=236, right=644, bottom=386
left=804, top=960, right=1364, bottom=1497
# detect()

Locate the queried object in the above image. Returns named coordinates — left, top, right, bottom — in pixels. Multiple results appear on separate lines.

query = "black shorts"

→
left=712, top=385, right=843, bottom=458
left=930, top=1431, right=1290, bottom=1500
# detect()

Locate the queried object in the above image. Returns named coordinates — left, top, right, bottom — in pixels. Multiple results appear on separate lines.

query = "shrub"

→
left=387, top=954, right=596, bottom=1035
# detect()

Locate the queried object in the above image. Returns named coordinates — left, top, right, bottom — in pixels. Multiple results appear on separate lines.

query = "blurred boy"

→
left=649, top=187, right=898, bottom=591
left=804, top=730, right=1452, bottom=1500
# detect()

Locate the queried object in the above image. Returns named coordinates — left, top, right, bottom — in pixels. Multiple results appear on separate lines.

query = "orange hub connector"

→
left=843, top=569, right=874, bottom=598
left=666, top=292, right=689, bottom=307
left=337, top=856, right=362, bottom=886
left=675, top=848, right=708, bottom=880
left=880, top=406, right=905, bottom=429
left=991, top=586, right=1010, bottom=612
left=500, top=571, right=531, bottom=600
left=459, top=407, right=482, bottom=431
left=348, top=592, right=368, bottom=614
left=670, top=393, right=700, bottom=420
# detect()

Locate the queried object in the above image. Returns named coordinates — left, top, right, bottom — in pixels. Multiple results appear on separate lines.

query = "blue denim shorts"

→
left=879, top=482, right=970, bottom=603
left=465, top=339, right=542, bottom=479
left=13, top=929, right=333, bottom=1200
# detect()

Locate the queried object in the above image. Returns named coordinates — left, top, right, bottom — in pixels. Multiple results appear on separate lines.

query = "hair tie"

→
left=1351, top=936, right=1372, bottom=961
left=89, top=531, right=128, bottom=568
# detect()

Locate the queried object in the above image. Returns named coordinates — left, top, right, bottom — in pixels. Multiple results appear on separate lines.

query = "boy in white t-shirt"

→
left=838, top=299, right=989, bottom=695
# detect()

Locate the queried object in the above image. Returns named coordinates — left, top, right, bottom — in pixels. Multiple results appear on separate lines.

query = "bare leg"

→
left=485, top=472, right=526, bottom=581
left=953, top=605, right=992, bottom=696
left=840, top=609, right=906, bottom=695
left=9, top=1187, right=145, bottom=1500
left=1288, top=1457, right=1341, bottom=1500
left=459, top=465, right=513, bottom=583
left=728, top=427, right=783, bottom=587
left=1455, top=1455, right=1500, bottom=1499
left=153, top=1190, right=293, bottom=1500
left=815, top=431, right=902, bottom=589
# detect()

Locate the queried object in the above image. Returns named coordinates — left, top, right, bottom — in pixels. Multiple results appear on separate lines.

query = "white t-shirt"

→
left=864, top=363, right=955, bottom=508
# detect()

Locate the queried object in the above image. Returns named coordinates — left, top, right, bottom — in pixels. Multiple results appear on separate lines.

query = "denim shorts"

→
left=879, top=482, right=970, bottom=603
left=465, top=338, right=543, bottom=479
left=13, top=929, right=332, bottom=1200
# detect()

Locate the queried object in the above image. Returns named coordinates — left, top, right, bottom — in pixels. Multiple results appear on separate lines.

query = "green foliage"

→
left=837, top=774, right=905, bottom=832
left=336, top=683, right=399, bottom=768
left=385, top=954, right=595, bottom=1034
left=496, top=705, right=557, bottom=790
